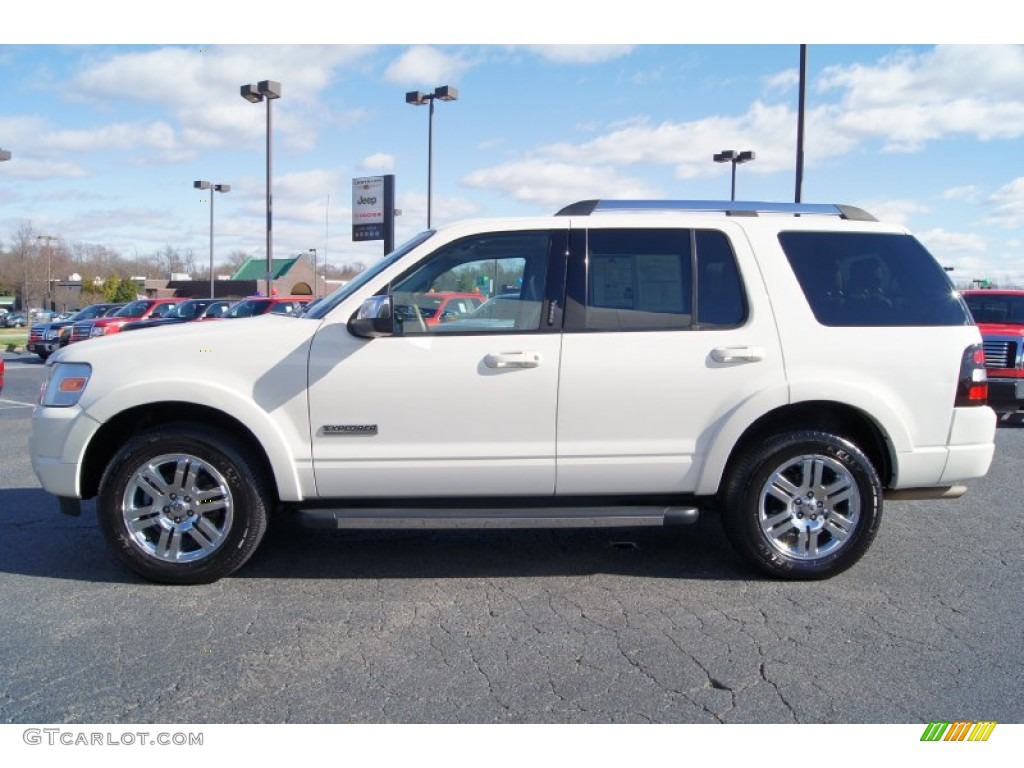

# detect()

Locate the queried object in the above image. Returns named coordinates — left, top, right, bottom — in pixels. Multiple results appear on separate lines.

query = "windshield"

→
left=964, top=293, right=1024, bottom=324
left=303, top=230, right=435, bottom=320
left=72, top=305, right=111, bottom=320
left=114, top=300, right=149, bottom=317
left=171, top=301, right=204, bottom=319
left=225, top=299, right=278, bottom=318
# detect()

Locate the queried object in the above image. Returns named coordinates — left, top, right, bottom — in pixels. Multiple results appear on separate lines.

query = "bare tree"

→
left=218, top=249, right=255, bottom=278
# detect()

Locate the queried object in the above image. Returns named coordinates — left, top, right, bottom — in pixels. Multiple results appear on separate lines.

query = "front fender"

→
left=84, top=379, right=308, bottom=502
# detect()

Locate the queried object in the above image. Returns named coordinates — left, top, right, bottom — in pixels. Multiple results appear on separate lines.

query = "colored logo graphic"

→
left=921, top=721, right=997, bottom=742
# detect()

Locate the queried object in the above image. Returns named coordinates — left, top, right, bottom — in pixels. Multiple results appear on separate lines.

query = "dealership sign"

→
left=352, top=176, right=393, bottom=243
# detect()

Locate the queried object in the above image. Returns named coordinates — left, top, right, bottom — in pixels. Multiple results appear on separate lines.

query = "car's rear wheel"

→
left=97, top=424, right=270, bottom=584
left=720, top=430, right=882, bottom=579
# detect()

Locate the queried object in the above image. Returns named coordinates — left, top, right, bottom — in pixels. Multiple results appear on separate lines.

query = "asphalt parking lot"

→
left=2, top=352, right=1023, bottom=724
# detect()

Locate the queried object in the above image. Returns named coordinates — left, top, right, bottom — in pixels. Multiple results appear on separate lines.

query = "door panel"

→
left=555, top=224, right=785, bottom=495
left=309, top=227, right=568, bottom=499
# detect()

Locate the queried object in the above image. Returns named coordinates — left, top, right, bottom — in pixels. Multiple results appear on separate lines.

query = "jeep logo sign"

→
left=352, top=175, right=394, bottom=243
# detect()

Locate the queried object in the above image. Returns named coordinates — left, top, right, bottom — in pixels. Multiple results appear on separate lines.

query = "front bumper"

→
left=30, top=404, right=101, bottom=499
left=27, top=341, right=58, bottom=355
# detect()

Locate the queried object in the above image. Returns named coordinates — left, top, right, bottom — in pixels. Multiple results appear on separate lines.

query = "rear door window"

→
left=779, top=231, right=970, bottom=327
left=565, top=228, right=747, bottom=331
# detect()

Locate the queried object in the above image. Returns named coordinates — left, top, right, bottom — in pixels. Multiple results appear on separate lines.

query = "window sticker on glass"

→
left=591, top=255, right=636, bottom=309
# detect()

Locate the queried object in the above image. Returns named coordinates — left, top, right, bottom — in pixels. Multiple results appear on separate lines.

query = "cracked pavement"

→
left=2, top=359, right=1022, bottom=723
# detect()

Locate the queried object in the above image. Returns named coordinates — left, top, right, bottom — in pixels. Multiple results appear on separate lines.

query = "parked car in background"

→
left=67, top=298, right=185, bottom=344
left=391, top=291, right=485, bottom=327
left=28, top=303, right=124, bottom=361
left=209, top=296, right=309, bottom=319
left=435, top=293, right=539, bottom=331
left=962, top=288, right=1024, bottom=416
left=121, top=298, right=233, bottom=332
left=3, top=312, right=27, bottom=328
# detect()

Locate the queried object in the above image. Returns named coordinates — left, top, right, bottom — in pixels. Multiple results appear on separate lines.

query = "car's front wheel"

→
left=97, top=424, right=270, bottom=584
left=720, top=430, right=882, bottom=580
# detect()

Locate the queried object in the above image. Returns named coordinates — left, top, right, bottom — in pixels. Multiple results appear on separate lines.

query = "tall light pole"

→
left=36, top=235, right=57, bottom=312
left=240, top=80, right=282, bottom=297
left=194, top=181, right=231, bottom=298
left=308, top=248, right=317, bottom=297
left=795, top=45, right=807, bottom=203
left=405, top=85, right=458, bottom=229
left=713, top=150, right=756, bottom=201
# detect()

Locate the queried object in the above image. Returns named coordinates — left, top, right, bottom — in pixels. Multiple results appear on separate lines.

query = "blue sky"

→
left=2, top=9, right=1023, bottom=285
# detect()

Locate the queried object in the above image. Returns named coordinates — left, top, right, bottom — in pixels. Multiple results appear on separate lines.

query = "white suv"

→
left=31, top=200, right=997, bottom=584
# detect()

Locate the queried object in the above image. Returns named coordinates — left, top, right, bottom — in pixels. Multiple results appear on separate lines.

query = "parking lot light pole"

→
left=713, top=150, right=756, bottom=201
left=308, top=248, right=318, bottom=297
left=194, top=181, right=231, bottom=298
left=240, top=80, right=282, bottom=297
left=36, top=235, right=57, bottom=312
left=405, top=85, right=458, bottom=229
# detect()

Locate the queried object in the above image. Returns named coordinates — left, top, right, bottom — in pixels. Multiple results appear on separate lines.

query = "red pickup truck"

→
left=962, top=289, right=1024, bottom=415
left=67, top=298, right=186, bottom=344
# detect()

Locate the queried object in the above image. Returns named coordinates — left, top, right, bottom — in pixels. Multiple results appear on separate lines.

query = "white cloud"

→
left=817, top=45, right=1024, bottom=151
left=61, top=45, right=376, bottom=154
left=763, top=68, right=799, bottom=92
left=917, top=228, right=987, bottom=262
left=539, top=102, right=800, bottom=178
left=360, top=153, right=395, bottom=172
left=382, top=46, right=472, bottom=86
left=858, top=199, right=930, bottom=227
left=942, top=185, right=981, bottom=202
left=38, top=121, right=179, bottom=153
left=521, top=45, right=634, bottom=64
left=0, top=158, right=90, bottom=179
left=463, top=160, right=660, bottom=207
left=984, top=177, right=1024, bottom=228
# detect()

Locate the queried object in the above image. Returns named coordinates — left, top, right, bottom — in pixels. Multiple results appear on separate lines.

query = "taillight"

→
left=955, top=344, right=988, bottom=407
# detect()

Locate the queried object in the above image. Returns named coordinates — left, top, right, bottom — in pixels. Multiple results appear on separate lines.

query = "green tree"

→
left=113, top=277, right=139, bottom=302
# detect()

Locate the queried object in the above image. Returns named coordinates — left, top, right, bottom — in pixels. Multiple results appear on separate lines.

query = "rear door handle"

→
left=711, top=346, right=764, bottom=363
left=484, top=352, right=542, bottom=369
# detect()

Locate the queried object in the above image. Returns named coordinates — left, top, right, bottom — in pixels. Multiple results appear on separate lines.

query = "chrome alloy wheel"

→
left=757, top=454, right=861, bottom=560
left=120, top=453, right=234, bottom=563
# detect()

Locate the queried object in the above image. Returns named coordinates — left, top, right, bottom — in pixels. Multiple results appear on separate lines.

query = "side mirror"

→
left=348, top=295, right=395, bottom=338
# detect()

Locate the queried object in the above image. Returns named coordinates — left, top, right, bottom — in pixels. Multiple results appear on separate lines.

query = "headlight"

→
left=45, top=330, right=59, bottom=340
left=40, top=363, right=92, bottom=407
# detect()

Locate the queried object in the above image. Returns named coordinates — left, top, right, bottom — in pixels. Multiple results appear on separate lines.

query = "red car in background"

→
left=393, top=291, right=486, bottom=327
left=0, top=357, right=5, bottom=394
left=67, top=298, right=186, bottom=344
left=204, top=296, right=309, bottom=319
left=962, top=289, right=1024, bottom=416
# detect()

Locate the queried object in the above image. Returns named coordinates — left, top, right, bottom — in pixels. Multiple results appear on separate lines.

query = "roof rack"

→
left=555, top=199, right=877, bottom=221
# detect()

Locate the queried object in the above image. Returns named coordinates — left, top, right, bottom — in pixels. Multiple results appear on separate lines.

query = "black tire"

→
left=97, top=423, right=270, bottom=584
left=720, top=430, right=882, bottom=580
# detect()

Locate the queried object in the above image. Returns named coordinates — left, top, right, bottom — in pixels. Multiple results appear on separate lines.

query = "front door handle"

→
left=484, top=352, right=542, bottom=369
left=711, top=346, right=764, bottom=363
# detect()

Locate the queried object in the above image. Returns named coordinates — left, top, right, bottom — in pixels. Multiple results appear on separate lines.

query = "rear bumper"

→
left=986, top=377, right=1024, bottom=412
left=892, top=406, right=996, bottom=489
left=940, top=406, right=997, bottom=484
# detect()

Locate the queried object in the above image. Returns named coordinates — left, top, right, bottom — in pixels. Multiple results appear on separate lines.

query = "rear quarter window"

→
left=779, top=231, right=970, bottom=327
